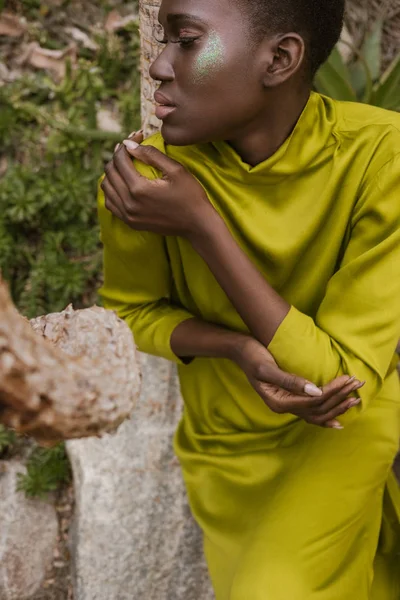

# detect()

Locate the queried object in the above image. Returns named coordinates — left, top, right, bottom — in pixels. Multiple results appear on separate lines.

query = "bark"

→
left=139, top=0, right=162, bottom=136
left=0, top=278, right=141, bottom=443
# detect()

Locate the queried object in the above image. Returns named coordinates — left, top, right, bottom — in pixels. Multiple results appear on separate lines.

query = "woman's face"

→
left=150, top=0, right=268, bottom=145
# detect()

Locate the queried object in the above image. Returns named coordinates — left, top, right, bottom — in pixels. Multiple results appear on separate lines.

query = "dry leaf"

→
left=105, top=9, right=138, bottom=33
left=65, top=26, right=98, bottom=51
left=105, top=9, right=122, bottom=33
left=0, top=12, right=26, bottom=37
left=17, top=42, right=77, bottom=81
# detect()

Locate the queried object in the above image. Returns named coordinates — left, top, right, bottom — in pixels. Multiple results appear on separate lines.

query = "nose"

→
left=149, top=47, right=175, bottom=82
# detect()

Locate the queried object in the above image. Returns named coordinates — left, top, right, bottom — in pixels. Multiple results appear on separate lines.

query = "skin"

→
left=192, top=30, right=225, bottom=83
left=150, top=0, right=309, bottom=162
left=101, top=0, right=365, bottom=428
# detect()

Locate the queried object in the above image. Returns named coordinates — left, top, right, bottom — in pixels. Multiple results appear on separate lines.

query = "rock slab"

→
left=67, top=353, right=214, bottom=600
left=0, top=461, right=58, bottom=600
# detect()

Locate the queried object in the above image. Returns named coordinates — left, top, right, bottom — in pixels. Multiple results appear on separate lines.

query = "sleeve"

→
left=97, top=137, right=196, bottom=364
left=268, top=153, right=400, bottom=413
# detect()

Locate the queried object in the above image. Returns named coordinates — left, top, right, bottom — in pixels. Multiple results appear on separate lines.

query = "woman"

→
left=98, top=0, right=400, bottom=597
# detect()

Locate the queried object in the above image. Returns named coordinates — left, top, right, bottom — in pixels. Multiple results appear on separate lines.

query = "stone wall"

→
left=67, top=353, right=214, bottom=600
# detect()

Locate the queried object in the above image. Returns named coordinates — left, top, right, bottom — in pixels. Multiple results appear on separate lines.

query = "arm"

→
left=189, top=216, right=290, bottom=347
left=100, top=140, right=366, bottom=427
left=189, top=154, right=400, bottom=412
left=98, top=180, right=195, bottom=365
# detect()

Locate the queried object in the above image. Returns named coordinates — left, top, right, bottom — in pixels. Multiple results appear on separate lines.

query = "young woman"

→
left=98, top=0, right=400, bottom=597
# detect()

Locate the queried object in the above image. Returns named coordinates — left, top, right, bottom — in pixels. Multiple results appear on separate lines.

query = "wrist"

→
left=225, top=333, right=254, bottom=364
left=188, top=205, right=226, bottom=248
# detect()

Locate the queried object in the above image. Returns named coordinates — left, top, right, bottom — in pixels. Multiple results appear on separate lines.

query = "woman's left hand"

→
left=101, top=139, right=217, bottom=237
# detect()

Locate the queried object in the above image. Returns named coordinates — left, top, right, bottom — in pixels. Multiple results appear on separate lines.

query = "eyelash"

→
left=158, top=37, right=199, bottom=48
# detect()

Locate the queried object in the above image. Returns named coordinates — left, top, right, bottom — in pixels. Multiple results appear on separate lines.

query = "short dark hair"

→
left=236, top=0, right=345, bottom=77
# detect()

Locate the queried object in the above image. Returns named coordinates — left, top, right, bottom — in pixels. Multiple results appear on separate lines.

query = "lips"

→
left=154, top=91, right=177, bottom=120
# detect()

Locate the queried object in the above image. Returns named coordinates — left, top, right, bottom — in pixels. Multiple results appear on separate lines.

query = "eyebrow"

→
left=162, top=13, right=208, bottom=26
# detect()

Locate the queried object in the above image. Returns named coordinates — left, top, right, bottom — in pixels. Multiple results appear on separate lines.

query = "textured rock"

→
left=0, top=461, right=58, bottom=600
left=0, top=274, right=141, bottom=444
left=139, top=0, right=163, bottom=135
left=67, top=353, right=214, bottom=600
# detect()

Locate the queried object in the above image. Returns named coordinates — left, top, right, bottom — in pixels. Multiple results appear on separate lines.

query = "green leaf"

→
left=349, top=62, right=367, bottom=99
left=362, top=20, right=383, bottom=82
left=349, top=56, right=373, bottom=104
left=327, top=47, right=351, bottom=82
left=0, top=426, right=16, bottom=454
left=372, top=53, right=400, bottom=110
left=314, top=56, right=356, bottom=102
left=16, top=444, right=70, bottom=499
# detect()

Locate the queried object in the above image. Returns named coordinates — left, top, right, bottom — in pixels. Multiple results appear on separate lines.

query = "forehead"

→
left=159, top=0, right=238, bottom=26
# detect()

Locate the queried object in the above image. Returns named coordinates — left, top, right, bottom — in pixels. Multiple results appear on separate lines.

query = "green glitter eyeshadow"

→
left=193, top=31, right=225, bottom=83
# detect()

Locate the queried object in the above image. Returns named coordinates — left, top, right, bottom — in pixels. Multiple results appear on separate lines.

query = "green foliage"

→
left=0, top=15, right=141, bottom=319
left=0, top=425, right=17, bottom=454
left=16, top=443, right=71, bottom=499
left=0, top=3, right=141, bottom=499
left=315, top=22, right=400, bottom=111
left=0, top=154, right=103, bottom=317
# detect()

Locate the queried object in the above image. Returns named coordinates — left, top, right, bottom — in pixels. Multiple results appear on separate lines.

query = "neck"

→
left=227, top=88, right=311, bottom=167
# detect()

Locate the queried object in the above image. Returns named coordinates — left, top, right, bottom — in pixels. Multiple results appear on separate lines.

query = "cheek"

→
left=191, top=31, right=226, bottom=85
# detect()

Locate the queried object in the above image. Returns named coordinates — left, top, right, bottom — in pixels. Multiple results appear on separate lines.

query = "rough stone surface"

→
left=0, top=461, right=58, bottom=600
left=139, top=0, right=163, bottom=135
left=67, top=353, right=214, bottom=600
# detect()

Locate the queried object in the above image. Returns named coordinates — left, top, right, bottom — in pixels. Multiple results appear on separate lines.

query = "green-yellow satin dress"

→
left=98, top=92, right=400, bottom=599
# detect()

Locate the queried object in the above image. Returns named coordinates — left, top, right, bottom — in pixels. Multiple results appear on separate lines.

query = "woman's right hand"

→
left=232, top=337, right=364, bottom=429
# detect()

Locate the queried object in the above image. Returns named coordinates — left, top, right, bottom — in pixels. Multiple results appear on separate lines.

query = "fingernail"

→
left=129, top=129, right=144, bottom=138
left=123, top=139, right=139, bottom=150
left=304, top=383, right=323, bottom=397
left=331, top=422, right=344, bottom=430
left=114, top=143, right=121, bottom=152
left=353, top=381, right=366, bottom=390
left=348, top=398, right=361, bottom=408
left=347, top=376, right=356, bottom=383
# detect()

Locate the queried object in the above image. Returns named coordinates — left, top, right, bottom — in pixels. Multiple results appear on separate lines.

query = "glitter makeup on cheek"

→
left=193, top=30, right=225, bottom=84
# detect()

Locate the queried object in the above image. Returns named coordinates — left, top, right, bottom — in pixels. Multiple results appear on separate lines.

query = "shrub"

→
left=315, top=21, right=400, bottom=111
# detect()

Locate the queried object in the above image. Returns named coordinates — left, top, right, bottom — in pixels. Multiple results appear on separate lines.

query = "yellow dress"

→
left=98, top=92, right=400, bottom=599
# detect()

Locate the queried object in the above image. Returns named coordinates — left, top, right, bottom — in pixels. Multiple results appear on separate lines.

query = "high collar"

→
left=207, top=93, right=337, bottom=184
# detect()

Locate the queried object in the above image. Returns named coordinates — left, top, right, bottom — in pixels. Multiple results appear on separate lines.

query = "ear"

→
left=261, top=33, right=306, bottom=87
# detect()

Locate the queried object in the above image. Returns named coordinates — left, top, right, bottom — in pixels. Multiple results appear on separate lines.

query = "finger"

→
left=104, top=158, right=132, bottom=205
left=114, top=130, right=143, bottom=154
left=113, top=145, right=148, bottom=190
left=286, top=375, right=359, bottom=409
left=121, top=140, right=185, bottom=180
left=316, top=379, right=365, bottom=414
left=259, top=384, right=324, bottom=414
left=272, top=379, right=353, bottom=412
left=105, top=196, right=125, bottom=221
left=256, top=363, right=322, bottom=397
left=320, top=375, right=357, bottom=399
left=312, top=396, right=361, bottom=427
left=101, top=178, right=125, bottom=220
left=128, top=130, right=144, bottom=143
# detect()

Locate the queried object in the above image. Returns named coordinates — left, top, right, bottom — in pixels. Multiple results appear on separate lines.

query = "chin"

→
left=160, top=122, right=208, bottom=147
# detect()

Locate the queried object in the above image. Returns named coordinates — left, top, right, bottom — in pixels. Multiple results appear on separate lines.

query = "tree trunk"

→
left=0, top=277, right=141, bottom=444
left=139, top=0, right=162, bottom=136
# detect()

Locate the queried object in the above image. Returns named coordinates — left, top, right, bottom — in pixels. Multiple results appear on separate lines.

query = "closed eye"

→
left=158, top=37, right=200, bottom=48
